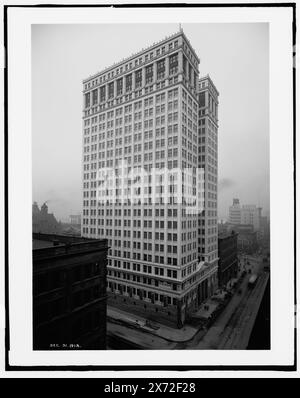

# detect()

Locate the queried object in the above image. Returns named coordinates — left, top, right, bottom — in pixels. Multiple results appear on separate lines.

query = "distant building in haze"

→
left=229, top=198, right=241, bottom=225
left=70, top=214, right=81, bottom=226
left=241, top=204, right=262, bottom=232
left=32, top=202, right=61, bottom=234
left=260, top=215, right=270, bottom=248
left=228, top=199, right=263, bottom=233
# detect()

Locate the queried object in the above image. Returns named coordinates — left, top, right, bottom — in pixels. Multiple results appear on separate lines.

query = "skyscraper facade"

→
left=82, top=29, right=218, bottom=327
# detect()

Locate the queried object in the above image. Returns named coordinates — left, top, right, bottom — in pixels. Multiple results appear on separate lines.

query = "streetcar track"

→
left=218, top=274, right=267, bottom=349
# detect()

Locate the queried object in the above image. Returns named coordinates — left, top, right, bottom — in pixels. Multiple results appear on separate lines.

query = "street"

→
left=107, top=253, right=270, bottom=350
left=179, top=253, right=269, bottom=349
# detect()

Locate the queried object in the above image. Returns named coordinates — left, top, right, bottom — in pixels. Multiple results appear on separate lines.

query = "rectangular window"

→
left=92, top=89, right=98, bottom=105
left=117, top=78, right=123, bottom=96
left=135, top=69, right=142, bottom=88
left=100, top=86, right=106, bottom=102
left=199, top=92, right=205, bottom=107
left=169, top=53, right=178, bottom=75
left=145, top=64, right=153, bottom=84
left=85, top=92, right=90, bottom=108
left=126, top=74, right=132, bottom=92
left=108, top=82, right=114, bottom=99
left=157, top=59, right=165, bottom=80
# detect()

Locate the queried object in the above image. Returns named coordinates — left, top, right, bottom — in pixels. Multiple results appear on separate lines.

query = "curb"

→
left=107, top=315, right=202, bottom=343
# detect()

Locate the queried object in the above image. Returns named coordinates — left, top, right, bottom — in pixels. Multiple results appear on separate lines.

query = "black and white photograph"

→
left=32, top=22, right=270, bottom=351
left=2, top=1, right=297, bottom=376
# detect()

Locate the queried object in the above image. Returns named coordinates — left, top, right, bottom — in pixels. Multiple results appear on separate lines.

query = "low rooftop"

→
left=33, top=239, right=56, bottom=250
left=218, top=231, right=238, bottom=240
left=33, top=232, right=108, bottom=261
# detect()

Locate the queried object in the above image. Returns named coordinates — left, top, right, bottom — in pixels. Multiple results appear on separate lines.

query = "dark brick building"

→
left=33, top=233, right=108, bottom=350
left=226, top=224, right=258, bottom=254
left=218, top=231, right=238, bottom=288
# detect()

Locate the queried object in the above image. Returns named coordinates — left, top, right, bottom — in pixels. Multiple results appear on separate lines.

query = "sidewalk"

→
left=107, top=306, right=199, bottom=343
left=107, top=274, right=244, bottom=344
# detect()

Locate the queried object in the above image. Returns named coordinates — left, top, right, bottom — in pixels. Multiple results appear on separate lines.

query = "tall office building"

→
left=82, top=29, right=218, bottom=327
left=229, top=198, right=242, bottom=225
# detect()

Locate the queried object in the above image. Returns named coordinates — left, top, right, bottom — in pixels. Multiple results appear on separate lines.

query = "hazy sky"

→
left=32, top=23, right=269, bottom=221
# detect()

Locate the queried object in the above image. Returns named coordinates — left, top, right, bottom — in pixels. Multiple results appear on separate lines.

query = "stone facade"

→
left=82, top=29, right=219, bottom=327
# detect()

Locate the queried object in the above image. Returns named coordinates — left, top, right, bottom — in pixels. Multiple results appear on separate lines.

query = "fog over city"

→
left=32, top=23, right=269, bottom=221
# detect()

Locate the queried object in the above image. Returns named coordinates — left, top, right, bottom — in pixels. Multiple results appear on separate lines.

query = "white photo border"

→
left=5, top=3, right=296, bottom=370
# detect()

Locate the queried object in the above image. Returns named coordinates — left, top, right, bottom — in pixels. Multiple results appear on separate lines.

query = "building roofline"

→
left=199, top=74, right=219, bottom=95
left=83, top=28, right=200, bottom=84
left=180, top=29, right=200, bottom=63
left=33, top=233, right=109, bottom=262
left=218, top=231, right=238, bottom=239
left=33, top=232, right=107, bottom=249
